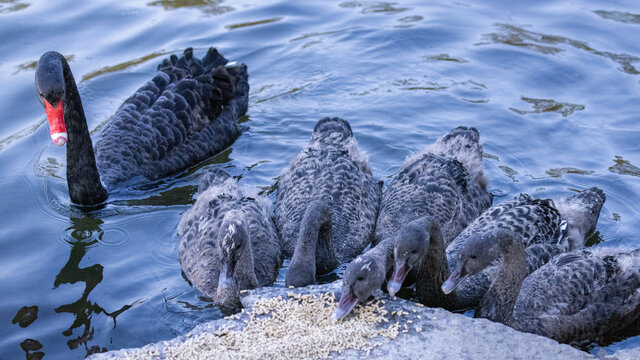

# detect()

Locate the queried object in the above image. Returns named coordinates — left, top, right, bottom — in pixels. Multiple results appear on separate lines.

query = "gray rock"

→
left=90, top=281, right=593, bottom=360
left=611, top=347, right=640, bottom=360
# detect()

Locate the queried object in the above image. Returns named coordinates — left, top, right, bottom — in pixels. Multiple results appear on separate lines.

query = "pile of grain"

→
left=121, top=292, right=400, bottom=360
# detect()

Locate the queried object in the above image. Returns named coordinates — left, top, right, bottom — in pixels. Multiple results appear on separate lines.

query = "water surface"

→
left=1, top=0, right=639, bottom=358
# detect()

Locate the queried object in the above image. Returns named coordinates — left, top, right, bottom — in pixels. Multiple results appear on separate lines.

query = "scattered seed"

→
left=116, top=291, right=401, bottom=360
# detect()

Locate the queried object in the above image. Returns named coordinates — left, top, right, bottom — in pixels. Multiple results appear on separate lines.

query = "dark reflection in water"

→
left=14, top=55, right=75, bottom=76
left=498, top=165, right=519, bottom=182
left=0, top=0, right=30, bottom=14
left=12, top=306, right=38, bottom=328
left=339, top=1, right=409, bottom=14
left=20, top=339, right=44, bottom=360
left=424, top=53, right=469, bottom=63
left=481, top=24, right=640, bottom=75
left=121, top=184, right=197, bottom=206
left=82, top=52, right=172, bottom=82
left=147, top=0, right=233, bottom=15
left=226, top=17, right=283, bottom=30
left=594, top=10, right=640, bottom=25
left=54, top=216, right=135, bottom=358
left=509, top=96, right=585, bottom=117
left=609, top=156, right=640, bottom=177
left=546, top=167, right=595, bottom=178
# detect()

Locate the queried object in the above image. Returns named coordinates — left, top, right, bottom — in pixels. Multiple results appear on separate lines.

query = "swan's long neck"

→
left=61, top=57, right=107, bottom=205
left=477, top=235, right=528, bottom=324
left=415, top=217, right=458, bottom=309
left=285, top=200, right=337, bottom=287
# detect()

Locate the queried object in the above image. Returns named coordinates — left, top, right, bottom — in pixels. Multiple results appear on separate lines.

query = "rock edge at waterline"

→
left=90, top=281, right=613, bottom=359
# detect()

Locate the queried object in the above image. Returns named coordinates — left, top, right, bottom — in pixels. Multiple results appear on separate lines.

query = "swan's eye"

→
left=356, top=276, right=364, bottom=281
left=411, top=250, right=417, bottom=254
left=36, top=93, right=45, bottom=106
left=470, top=255, right=477, bottom=259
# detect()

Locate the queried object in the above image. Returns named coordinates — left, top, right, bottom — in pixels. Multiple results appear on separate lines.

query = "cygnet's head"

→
left=333, top=254, right=385, bottom=321
left=387, top=221, right=430, bottom=296
left=215, top=211, right=250, bottom=308
left=442, top=231, right=501, bottom=294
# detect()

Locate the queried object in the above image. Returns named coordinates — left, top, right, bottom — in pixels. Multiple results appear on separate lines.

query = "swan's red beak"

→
left=44, top=100, right=67, bottom=146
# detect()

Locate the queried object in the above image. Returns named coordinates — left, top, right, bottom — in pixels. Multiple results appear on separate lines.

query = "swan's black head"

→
left=35, top=51, right=67, bottom=146
left=333, top=254, right=385, bottom=321
left=387, top=220, right=430, bottom=296
left=216, top=211, right=250, bottom=308
left=442, top=231, right=500, bottom=294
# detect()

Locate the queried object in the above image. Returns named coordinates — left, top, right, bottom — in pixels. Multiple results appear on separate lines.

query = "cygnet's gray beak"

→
left=332, top=289, right=358, bottom=321
left=387, top=260, right=409, bottom=296
left=441, top=266, right=463, bottom=294
left=217, top=262, right=234, bottom=296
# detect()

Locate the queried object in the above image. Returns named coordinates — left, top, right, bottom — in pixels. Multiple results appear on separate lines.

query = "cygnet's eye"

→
left=356, top=276, right=364, bottom=281
left=470, top=255, right=477, bottom=259
left=411, top=250, right=417, bottom=254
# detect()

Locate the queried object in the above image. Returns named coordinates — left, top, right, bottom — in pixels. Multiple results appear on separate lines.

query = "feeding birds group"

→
left=35, top=47, right=639, bottom=348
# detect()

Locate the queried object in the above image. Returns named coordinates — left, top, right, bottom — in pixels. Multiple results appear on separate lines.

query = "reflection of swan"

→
left=178, top=169, right=281, bottom=308
left=335, top=126, right=491, bottom=319
left=54, top=216, right=134, bottom=358
left=275, top=118, right=381, bottom=288
left=34, top=48, right=248, bottom=205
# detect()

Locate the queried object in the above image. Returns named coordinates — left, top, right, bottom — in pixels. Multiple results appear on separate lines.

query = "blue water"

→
left=1, top=0, right=639, bottom=358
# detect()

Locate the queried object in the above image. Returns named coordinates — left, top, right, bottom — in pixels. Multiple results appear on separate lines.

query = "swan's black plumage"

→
left=177, top=169, right=280, bottom=308
left=35, top=48, right=249, bottom=205
left=275, top=117, right=381, bottom=287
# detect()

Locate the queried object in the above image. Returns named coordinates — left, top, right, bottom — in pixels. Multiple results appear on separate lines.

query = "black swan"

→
left=177, top=169, right=281, bottom=308
left=478, top=229, right=640, bottom=346
left=34, top=47, right=249, bottom=205
left=274, top=117, right=382, bottom=288
left=334, top=126, right=491, bottom=319
left=442, top=187, right=606, bottom=295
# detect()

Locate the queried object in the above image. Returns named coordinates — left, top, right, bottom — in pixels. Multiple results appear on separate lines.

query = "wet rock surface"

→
left=89, top=281, right=630, bottom=359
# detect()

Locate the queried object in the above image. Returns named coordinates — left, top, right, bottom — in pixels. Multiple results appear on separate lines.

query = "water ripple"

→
left=480, top=23, right=640, bottom=75
left=0, top=0, right=29, bottom=14
left=509, top=97, right=585, bottom=117
left=147, top=0, right=234, bottom=15
left=339, top=1, right=410, bottom=14
left=594, top=10, right=640, bottom=25
left=609, top=156, right=640, bottom=177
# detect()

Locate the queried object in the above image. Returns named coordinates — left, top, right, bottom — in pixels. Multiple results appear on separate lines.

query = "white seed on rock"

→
left=116, top=291, right=400, bottom=360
